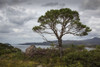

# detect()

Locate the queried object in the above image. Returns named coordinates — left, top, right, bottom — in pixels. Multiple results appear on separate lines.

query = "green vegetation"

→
left=0, top=43, right=38, bottom=67
left=0, top=43, right=100, bottom=67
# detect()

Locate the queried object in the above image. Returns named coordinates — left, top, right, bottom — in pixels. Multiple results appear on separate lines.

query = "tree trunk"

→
left=58, top=38, right=63, bottom=58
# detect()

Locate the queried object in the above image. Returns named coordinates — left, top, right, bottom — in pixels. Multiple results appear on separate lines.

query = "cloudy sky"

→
left=0, top=0, right=100, bottom=44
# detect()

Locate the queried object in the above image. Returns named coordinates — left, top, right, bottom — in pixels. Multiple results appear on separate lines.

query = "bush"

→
left=0, top=43, right=21, bottom=56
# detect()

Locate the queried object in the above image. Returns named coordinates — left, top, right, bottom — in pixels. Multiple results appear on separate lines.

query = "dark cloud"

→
left=42, top=2, right=65, bottom=7
left=0, top=0, right=28, bottom=8
left=0, top=0, right=7, bottom=7
left=0, top=26, right=12, bottom=33
left=5, top=6, right=36, bottom=25
left=0, top=0, right=24, bottom=5
left=0, top=6, right=37, bottom=34
left=42, top=2, right=58, bottom=6
left=41, top=0, right=83, bottom=8
left=80, top=0, right=100, bottom=10
left=0, top=21, right=13, bottom=33
left=0, top=0, right=44, bottom=8
left=0, top=0, right=83, bottom=9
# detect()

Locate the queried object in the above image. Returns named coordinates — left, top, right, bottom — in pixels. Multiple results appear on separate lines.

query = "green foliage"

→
left=0, top=43, right=39, bottom=67
left=64, top=49, right=100, bottom=67
left=68, top=62, right=83, bottom=67
left=0, top=43, right=21, bottom=56
left=33, top=8, right=91, bottom=37
left=76, top=45, right=85, bottom=51
left=0, top=43, right=100, bottom=67
left=0, top=60, right=39, bottom=67
left=96, top=45, right=100, bottom=50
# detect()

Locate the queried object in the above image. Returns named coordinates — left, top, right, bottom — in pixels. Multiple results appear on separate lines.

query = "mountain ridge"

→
left=20, top=37, right=100, bottom=45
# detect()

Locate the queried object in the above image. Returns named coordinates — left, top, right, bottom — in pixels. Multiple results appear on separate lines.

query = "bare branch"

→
left=41, top=31, right=54, bottom=34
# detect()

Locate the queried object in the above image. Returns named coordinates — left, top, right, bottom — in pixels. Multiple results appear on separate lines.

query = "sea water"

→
left=12, top=44, right=51, bottom=52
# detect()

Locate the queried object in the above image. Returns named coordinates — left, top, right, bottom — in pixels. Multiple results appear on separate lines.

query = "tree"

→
left=77, top=45, right=85, bottom=51
left=32, top=8, right=91, bottom=57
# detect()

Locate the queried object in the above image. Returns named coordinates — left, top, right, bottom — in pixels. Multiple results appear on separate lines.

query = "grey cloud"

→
left=80, top=10, right=100, bottom=19
left=87, top=10, right=100, bottom=17
left=0, top=28, right=11, bottom=33
left=0, top=11, right=12, bottom=33
left=41, top=0, right=83, bottom=9
left=0, top=0, right=82, bottom=9
left=42, top=2, right=66, bottom=7
left=0, top=24, right=13, bottom=33
left=0, top=6, right=37, bottom=34
left=0, top=0, right=29, bottom=8
left=5, top=7, right=36, bottom=25
left=80, top=0, right=100, bottom=10
left=6, top=7, right=25, bottom=16
left=88, top=29, right=100, bottom=38
left=83, top=17, right=100, bottom=38
left=0, top=0, right=43, bottom=8
left=0, top=0, right=7, bottom=7
left=0, top=16, right=3, bottom=20
left=42, top=2, right=59, bottom=6
left=0, top=0, right=24, bottom=5
left=7, top=15, right=34, bottom=25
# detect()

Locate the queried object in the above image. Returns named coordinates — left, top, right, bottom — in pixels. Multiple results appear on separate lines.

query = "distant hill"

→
left=62, top=37, right=100, bottom=45
left=20, top=37, right=100, bottom=46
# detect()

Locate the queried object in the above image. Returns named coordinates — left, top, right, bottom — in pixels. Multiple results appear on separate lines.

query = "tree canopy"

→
left=33, top=8, right=91, bottom=39
left=32, top=8, right=91, bottom=57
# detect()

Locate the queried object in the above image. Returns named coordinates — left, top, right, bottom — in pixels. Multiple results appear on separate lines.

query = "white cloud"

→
left=13, top=28, right=23, bottom=33
left=86, top=17, right=100, bottom=37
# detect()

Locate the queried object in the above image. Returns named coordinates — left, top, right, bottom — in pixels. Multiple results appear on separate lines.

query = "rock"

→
left=25, top=45, right=36, bottom=57
left=37, top=65, right=43, bottom=67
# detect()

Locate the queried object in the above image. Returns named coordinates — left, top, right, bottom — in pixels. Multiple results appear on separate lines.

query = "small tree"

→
left=32, top=8, right=91, bottom=57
